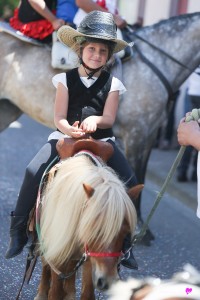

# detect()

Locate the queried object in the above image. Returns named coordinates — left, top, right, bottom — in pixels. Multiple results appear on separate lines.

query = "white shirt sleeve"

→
left=52, top=73, right=68, bottom=89
left=110, top=76, right=127, bottom=95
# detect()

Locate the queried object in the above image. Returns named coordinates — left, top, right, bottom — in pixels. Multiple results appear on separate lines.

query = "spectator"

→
left=9, top=0, right=77, bottom=43
left=177, top=114, right=200, bottom=218
left=177, top=67, right=200, bottom=182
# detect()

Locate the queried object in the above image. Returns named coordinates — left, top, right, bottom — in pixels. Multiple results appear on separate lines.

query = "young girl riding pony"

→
left=5, top=10, right=138, bottom=269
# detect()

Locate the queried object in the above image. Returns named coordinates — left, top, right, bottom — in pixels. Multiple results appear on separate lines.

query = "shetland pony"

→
left=34, top=154, right=139, bottom=300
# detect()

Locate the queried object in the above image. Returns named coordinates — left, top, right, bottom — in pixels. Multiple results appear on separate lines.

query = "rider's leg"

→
left=106, top=139, right=138, bottom=270
left=5, top=139, right=59, bottom=259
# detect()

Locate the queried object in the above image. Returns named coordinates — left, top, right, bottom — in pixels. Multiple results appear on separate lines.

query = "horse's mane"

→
left=136, top=12, right=200, bottom=42
left=40, top=155, right=136, bottom=267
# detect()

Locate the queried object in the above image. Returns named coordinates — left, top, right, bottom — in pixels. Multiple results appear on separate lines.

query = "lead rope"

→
left=131, top=108, right=200, bottom=247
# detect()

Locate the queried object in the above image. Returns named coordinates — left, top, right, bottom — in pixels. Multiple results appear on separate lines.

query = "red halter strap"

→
left=84, top=245, right=122, bottom=258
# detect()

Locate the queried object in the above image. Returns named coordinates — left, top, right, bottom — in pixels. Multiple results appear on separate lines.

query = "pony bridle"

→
left=84, top=244, right=122, bottom=258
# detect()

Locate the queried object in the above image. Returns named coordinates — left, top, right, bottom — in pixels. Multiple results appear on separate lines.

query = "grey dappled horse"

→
left=1, top=13, right=200, bottom=243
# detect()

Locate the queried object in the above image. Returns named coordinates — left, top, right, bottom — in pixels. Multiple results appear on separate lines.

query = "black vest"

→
left=66, top=68, right=113, bottom=139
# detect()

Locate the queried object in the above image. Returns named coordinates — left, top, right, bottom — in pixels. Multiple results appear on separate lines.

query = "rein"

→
left=132, top=30, right=195, bottom=72
left=133, top=43, right=174, bottom=97
left=127, top=26, right=200, bottom=97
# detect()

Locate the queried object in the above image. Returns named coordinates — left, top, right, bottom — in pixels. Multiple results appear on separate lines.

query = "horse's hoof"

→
left=135, top=218, right=155, bottom=246
left=137, top=229, right=154, bottom=246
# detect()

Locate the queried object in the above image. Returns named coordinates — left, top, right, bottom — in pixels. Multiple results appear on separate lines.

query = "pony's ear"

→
left=128, top=184, right=144, bottom=200
left=83, top=183, right=95, bottom=198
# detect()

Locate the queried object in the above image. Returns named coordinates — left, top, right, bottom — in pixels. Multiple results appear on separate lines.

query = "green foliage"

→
left=0, top=0, right=18, bottom=18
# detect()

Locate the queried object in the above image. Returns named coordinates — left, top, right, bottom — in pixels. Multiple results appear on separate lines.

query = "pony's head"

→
left=39, top=155, right=137, bottom=290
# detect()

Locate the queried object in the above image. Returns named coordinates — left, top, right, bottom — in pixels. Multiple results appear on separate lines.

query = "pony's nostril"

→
left=97, top=277, right=109, bottom=291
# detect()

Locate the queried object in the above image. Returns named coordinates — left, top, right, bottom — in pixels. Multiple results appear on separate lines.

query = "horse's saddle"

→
left=56, top=137, right=114, bottom=162
left=0, top=21, right=44, bottom=46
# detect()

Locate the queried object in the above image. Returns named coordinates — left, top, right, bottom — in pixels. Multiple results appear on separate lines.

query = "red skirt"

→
left=9, top=8, right=54, bottom=40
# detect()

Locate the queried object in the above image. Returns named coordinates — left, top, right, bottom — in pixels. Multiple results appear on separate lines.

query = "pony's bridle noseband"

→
left=84, top=244, right=122, bottom=258
left=56, top=245, right=123, bottom=281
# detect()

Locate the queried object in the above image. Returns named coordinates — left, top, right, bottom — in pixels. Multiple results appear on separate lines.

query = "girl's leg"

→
left=14, top=139, right=58, bottom=215
left=106, top=139, right=137, bottom=188
left=5, top=139, right=59, bottom=259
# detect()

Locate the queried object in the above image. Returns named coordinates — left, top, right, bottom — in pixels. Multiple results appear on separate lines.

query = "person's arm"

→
left=28, top=0, right=64, bottom=30
left=177, top=119, right=200, bottom=150
left=80, top=91, right=119, bottom=133
left=75, top=0, right=126, bottom=28
left=54, top=83, right=85, bottom=138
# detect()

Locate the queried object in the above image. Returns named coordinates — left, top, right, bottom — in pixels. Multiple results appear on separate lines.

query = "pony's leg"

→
left=34, top=262, right=51, bottom=300
left=48, top=269, right=64, bottom=300
left=63, top=261, right=77, bottom=300
left=81, top=260, right=95, bottom=300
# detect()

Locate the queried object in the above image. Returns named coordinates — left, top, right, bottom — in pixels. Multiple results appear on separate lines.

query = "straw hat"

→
left=57, top=10, right=129, bottom=53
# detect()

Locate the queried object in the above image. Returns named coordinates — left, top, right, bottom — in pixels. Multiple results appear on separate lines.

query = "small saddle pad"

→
left=0, top=21, right=44, bottom=46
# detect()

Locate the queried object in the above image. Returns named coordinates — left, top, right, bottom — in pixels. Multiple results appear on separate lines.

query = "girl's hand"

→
left=67, top=121, right=86, bottom=138
left=113, top=14, right=127, bottom=29
left=80, top=116, right=97, bottom=133
left=52, top=18, right=65, bottom=30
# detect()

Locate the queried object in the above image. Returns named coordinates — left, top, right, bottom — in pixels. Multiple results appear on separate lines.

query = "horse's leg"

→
left=0, top=99, right=22, bottom=132
left=48, top=269, right=65, bottom=300
left=135, top=147, right=155, bottom=246
left=63, top=260, right=77, bottom=300
left=34, top=261, right=51, bottom=300
left=81, top=260, right=95, bottom=300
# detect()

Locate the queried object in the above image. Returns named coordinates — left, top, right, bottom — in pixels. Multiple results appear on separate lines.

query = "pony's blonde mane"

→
left=40, top=155, right=136, bottom=267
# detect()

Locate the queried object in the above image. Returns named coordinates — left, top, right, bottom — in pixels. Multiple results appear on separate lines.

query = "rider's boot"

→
left=5, top=211, right=28, bottom=259
left=121, top=233, right=138, bottom=270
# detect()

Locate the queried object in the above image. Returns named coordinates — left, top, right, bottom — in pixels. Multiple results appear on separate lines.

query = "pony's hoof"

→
left=34, top=294, right=48, bottom=300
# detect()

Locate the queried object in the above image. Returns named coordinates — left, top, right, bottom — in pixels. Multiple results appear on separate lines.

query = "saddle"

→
left=0, top=21, right=44, bottom=46
left=56, top=137, right=114, bottom=162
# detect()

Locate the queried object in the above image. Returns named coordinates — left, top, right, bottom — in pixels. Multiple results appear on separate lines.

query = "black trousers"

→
left=14, top=138, right=137, bottom=216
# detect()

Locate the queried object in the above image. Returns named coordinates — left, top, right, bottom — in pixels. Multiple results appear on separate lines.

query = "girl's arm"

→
left=80, top=91, right=119, bottom=133
left=28, top=0, right=64, bottom=30
left=54, top=83, right=85, bottom=138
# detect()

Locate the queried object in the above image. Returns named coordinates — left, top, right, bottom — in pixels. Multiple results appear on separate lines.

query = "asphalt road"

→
left=1, top=115, right=200, bottom=300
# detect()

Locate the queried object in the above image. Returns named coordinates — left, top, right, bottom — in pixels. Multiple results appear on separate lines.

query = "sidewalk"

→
left=146, top=147, right=198, bottom=213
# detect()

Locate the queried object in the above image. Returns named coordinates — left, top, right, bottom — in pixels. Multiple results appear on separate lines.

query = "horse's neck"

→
left=139, top=13, right=200, bottom=90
